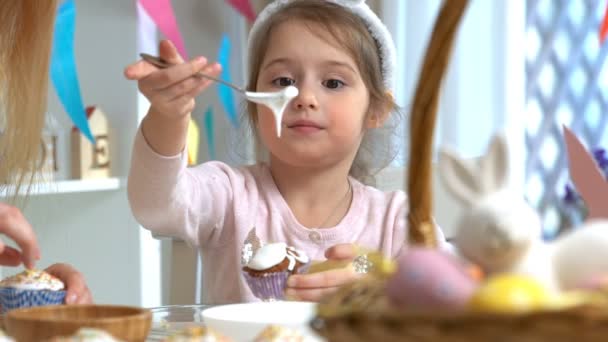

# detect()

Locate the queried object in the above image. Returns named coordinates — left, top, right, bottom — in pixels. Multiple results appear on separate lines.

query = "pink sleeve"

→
left=127, top=128, right=238, bottom=247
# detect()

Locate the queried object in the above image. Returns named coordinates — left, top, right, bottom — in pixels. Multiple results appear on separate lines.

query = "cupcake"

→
left=0, top=269, right=66, bottom=313
left=242, top=242, right=309, bottom=301
left=46, top=328, right=123, bottom=341
left=253, top=325, right=304, bottom=342
left=162, top=326, right=231, bottom=342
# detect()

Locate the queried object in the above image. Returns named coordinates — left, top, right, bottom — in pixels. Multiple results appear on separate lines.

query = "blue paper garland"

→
left=217, top=34, right=239, bottom=128
left=204, top=106, right=217, bottom=161
left=50, top=0, right=94, bottom=143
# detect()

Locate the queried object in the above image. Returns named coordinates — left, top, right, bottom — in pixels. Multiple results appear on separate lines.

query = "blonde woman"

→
left=0, top=1, right=91, bottom=304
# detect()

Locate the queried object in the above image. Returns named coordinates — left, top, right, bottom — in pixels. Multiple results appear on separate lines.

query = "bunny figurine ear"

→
left=439, top=134, right=510, bottom=206
left=438, top=147, right=480, bottom=206
left=563, top=126, right=608, bottom=220
left=481, top=134, right=510, bottom=193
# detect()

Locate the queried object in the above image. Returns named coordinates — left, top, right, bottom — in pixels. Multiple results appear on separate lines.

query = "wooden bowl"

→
left=4, top=304, right=151, bottom=342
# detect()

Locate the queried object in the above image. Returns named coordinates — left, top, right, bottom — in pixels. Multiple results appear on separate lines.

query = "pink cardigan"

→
left=128, top=129, right=447, bottom=304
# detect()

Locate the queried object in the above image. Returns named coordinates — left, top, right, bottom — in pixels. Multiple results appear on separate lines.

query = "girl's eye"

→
left=323, top=79, right=345, bottom=89
left=272, top=77, right=295, bottom=87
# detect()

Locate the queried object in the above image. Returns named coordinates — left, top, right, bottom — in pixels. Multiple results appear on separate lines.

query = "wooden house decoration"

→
left=71, top=106, right=111, bottom=179
left=35, top=127, right=59, bottom=183
left=22, top=112, right=61, bottom=183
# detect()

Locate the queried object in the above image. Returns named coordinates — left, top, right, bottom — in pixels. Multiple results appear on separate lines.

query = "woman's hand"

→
left=45, top=263, right=93, bottom=305
left=0, top=203, right=40, bottom=269
left=285, top=244, right=362, bottom=302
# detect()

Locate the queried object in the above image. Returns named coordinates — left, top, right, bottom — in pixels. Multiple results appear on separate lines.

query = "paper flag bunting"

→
left=204, top=106, right=217, bottom=161
left=187, top=118, right=200, bottom=166
left=563, top=126, right=608, bottom=220
left=601, top=1, right=608, bottom=43
left=138, top=0, right=188, bottom=59
left=217, top=34, right=239, bottom=128
left=136, top=2, right=158, bottom=56
left=50, top=0, right=94, bottom=143
left=226, top=0, right=256, bottom=22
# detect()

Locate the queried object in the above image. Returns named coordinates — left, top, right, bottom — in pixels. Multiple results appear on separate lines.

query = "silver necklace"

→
left=315, top=180, right=352, bottom=229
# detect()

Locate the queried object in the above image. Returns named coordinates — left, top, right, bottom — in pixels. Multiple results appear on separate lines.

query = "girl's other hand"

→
left=285, top=243, right=362, bottom=302
left=123, top=40, right=221, bottom=120
left=45, top=263, right=93, bottom=305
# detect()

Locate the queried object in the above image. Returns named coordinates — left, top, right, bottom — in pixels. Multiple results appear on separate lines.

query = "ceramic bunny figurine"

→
left=439, top=131, right=608, bottom=292
left=438, top=134, right=558, bottom=290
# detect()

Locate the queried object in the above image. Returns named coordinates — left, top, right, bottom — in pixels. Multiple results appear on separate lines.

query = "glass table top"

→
left=147, top=304, right=209, bottom=341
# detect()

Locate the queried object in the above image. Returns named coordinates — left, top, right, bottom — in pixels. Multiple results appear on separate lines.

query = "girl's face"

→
left=255, top=20, right=372, bottom=170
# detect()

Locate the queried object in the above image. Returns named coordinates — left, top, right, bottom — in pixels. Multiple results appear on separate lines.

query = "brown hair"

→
left=0, top=1, right=58, bottom=198
left=246, top=0, right=401, bottom=184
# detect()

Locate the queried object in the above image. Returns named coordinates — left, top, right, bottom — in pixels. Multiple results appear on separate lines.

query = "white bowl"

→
left=202, top=301, right=321, bottom=341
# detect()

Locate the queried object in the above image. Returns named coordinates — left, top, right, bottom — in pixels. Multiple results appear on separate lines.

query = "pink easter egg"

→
left=575, top=274, right=608, bottom=291
left=386, top=248, right=478, bottom=311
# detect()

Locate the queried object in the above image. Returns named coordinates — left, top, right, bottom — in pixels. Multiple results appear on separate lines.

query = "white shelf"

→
left=2, top=178, right=124, bottom=197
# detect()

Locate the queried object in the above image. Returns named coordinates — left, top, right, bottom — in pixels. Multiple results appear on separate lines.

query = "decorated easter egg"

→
left=385, top=248, right=478, bottom=311
left=469, top=274, right=551, bottom=313
left=546, top=290, right=595, bottom=310
left=574, top=274, right=608, bottom=292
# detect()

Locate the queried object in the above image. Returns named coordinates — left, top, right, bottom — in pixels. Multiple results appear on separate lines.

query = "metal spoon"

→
left=140, top=53, right=245, bottom=92
left=139, top=53, right=299, bottom=137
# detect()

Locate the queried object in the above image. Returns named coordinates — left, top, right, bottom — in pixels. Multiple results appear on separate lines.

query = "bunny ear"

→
left=563, top=126, right=608, bottom=220
left=438, top=147, right=480, bottom=206
left=480, top=134, right=510, bottom=193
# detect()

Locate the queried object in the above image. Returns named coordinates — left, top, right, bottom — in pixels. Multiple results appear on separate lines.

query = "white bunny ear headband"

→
left=247, top=0, right=397, bottom=92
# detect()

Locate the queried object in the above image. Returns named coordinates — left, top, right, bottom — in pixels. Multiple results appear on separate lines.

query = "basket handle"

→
left=406, top=0, right=469, bottom=248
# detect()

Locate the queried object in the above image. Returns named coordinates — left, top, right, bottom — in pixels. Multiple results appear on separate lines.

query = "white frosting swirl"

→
left=247, top=242, right=309, bottom=271
left=0, top=269, right=64, bottom=291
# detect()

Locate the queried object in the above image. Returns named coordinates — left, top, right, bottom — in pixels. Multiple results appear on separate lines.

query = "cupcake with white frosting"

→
left=0, top=269, right=66, bottom=313
left=242, top=242, right=309, bottom=301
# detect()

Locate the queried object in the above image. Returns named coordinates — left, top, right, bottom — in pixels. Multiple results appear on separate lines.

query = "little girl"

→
left=124, top=0, right=447, bottom=304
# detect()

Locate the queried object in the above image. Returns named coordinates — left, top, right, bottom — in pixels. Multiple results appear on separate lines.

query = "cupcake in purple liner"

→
left=0, top=269, right=66, bottom=313
left=242, top=242, right=309, bottom=301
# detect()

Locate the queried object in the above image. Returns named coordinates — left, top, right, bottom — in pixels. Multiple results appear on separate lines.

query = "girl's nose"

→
left=292, top=85, right=318, bottom=110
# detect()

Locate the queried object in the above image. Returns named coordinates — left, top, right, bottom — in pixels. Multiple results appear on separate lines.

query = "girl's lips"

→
left=289, top=125, right=323, bottom=134
left=286, top=119, right=323, bottom=134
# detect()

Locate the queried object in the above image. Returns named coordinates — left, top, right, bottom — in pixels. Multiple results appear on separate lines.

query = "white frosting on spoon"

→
left=245, top=86, right=298, bottom=137
left=247, top=242, right=309, bottom=271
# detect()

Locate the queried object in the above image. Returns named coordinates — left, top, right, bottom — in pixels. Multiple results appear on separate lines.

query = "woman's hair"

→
left=245, top=0, right=401, bottom=185
left=0, top=1, right=58, bottom=197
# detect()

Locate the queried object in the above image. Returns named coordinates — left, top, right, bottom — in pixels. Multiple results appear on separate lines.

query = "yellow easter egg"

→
left=546, top=290, right=600, bottom=311
left=469, top=275, right=551, bottom=313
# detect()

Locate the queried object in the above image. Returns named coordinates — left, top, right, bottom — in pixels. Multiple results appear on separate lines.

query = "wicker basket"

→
left=311, top=0, right=608, bottom=340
